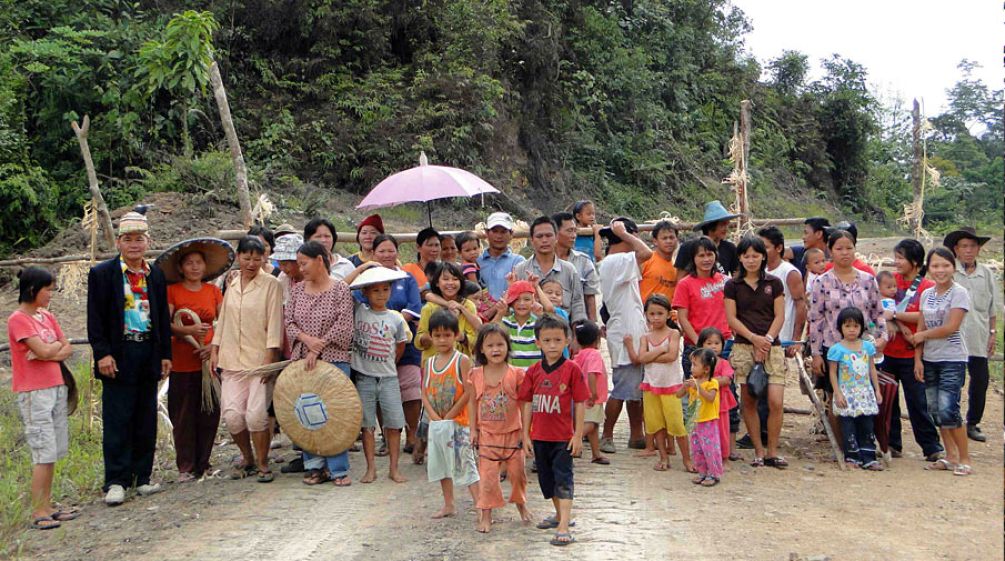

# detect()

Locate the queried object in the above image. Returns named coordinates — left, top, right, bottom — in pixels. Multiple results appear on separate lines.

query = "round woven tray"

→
left=273, top=360, right=361, bottom=456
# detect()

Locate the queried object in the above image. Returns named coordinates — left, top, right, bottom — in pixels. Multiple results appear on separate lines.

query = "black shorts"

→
left=533, top=440, right=574, bottom=500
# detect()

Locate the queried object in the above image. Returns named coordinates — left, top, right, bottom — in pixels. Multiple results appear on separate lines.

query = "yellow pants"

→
left=643, top=391, right=686, bottom=437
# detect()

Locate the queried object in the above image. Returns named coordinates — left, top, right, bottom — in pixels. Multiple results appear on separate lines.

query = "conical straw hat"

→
left=273, top=360, right=361, bottom=456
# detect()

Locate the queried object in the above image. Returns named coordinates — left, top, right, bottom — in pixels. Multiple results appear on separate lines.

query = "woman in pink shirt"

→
left=7, top=267, right=77, bottom=530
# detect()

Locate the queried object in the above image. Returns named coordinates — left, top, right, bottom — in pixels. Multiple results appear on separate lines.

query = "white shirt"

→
left=767, top=260, right=799, bottom=342
left=599, top=252, right=648, bottom=367
left=330, top=255, right=355, bottom=281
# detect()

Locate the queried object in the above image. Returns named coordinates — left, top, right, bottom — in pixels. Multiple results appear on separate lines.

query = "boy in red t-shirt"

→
left=518, top=314, right=589, bottom=546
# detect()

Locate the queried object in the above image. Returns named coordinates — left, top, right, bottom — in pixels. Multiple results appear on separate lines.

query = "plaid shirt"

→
left=808, top=268, right=887, bottom=356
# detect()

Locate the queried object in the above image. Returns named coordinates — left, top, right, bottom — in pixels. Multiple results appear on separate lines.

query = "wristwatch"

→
left=765, top=335, right=775, bottom=344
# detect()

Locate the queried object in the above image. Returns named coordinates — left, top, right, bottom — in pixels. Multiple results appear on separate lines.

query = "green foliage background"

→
left=0, top=0, right=1001, bottom=254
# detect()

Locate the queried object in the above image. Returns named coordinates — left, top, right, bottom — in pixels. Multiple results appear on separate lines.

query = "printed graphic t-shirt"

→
left=517, top=358, right=590, bottom=442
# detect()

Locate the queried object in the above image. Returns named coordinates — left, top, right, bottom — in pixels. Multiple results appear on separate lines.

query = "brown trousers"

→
left=168, top=372, right=220, bottom=475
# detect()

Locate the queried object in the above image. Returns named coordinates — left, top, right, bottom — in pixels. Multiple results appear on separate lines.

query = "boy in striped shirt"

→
left=496, top=280, right=542, bottom=368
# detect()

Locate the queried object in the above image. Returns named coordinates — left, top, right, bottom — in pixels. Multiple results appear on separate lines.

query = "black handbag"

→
left=747, top=362, right=768, bottom=399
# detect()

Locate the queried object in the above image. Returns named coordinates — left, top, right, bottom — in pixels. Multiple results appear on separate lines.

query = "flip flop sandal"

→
left=550, top=532, right=576, bottom=546
left=333, top=476, right=352, bottom=487
left=31, top=516, right=60, bottom=530
left=952, top=464, right=973, bottom=476
left=303, top=469, right=329, bottom=485
left=51, top=508, right=80, bottom=522
left=590, top=457, right=611, bottom=465
left=536, top=516, right=576, bottom=530
left=728, top=452, right=743, bottom=462
left=691, top=475, right=707, bottom=485
left=700, top=477, right=720, bottom=487
left=925, top=458, right=954, bottom=471
left=256, top=470, right=274, bottom=483
left=864, top=462, right=885, bottom=472
left=375, top=443, right=389, bottom=457
left=750, top=457, right=765, bottom=468
left=229, top=464, right=256, bottom=479
left=764, top=457, right=788, bottom=469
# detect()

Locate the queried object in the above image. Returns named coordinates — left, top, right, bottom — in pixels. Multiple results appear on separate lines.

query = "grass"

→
left=0, top=362, right=104, bottom=559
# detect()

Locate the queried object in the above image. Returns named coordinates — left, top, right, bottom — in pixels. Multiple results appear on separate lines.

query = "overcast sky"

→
left=734, top=0, right=1003, bottom=114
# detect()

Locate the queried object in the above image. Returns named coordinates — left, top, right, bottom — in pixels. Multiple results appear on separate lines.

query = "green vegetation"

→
left=0, top=1, right=1001, bottom=255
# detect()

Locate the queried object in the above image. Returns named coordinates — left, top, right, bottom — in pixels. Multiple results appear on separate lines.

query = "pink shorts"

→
left=397, top=364, right=422, bottom=403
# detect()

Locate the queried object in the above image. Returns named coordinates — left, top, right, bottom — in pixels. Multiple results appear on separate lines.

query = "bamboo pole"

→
left=0, top=217, right=810, bottom=268
left=737, top=100, right=753, bottom=231
left=795, top=358, right=846, bottom=470
left=213, top=217, right=810, bottom=243
left=909, top=99, right=923, bottom=237
left=209, top=61, right=253, bottom=229
left=70, top=116, right=116, bottom=247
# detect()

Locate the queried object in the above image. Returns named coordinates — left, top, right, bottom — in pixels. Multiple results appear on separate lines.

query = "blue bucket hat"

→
left=693, top=200, right=740, bottom=231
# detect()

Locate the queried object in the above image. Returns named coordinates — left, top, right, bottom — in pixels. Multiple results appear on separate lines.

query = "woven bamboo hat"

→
left=273, top=360, right=361, bottom=456
left=154, top=237, right=235, bottom=284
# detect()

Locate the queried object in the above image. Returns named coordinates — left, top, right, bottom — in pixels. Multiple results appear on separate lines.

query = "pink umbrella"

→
left=356, top=152, right=500, bottom=225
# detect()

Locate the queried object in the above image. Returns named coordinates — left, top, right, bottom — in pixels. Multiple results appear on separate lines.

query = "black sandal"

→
left=303, top=469, right=329, bottom=485
left=764, top=457, right=788, bottom=469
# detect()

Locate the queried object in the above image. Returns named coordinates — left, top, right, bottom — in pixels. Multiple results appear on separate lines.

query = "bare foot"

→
left=388, top=471, right=408, bottom=483
left=432, top=506, right=456, bottom=519
left=683, top=462, right=697, bottom=474
left=653, top=459, right=670, bottom=471
left=360, top=470, right=377, bottom=484
left=634, top=449, right=658, bottom=458
left=516, top=504, right=533, bottom=524
left=477, top=511, right=492, bottom=533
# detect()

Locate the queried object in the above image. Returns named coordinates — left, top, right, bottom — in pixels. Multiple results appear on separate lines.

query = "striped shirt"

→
left=503, top=313, right=541, bottom=368
left=920, top=283, right=970, bottom=362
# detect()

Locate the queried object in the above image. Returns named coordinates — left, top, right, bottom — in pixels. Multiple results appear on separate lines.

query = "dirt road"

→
left=22, top=380, right=1004, bottom=561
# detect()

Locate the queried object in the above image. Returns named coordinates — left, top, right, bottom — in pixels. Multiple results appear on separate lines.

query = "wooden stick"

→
left=71, top=115, right=116, bottom=247
left=0, top=218, right=808, bottom=267
left=209, top=61, right=253, bottom=229
left=795, top=358, right=847, bottom=470
left=213, top=217, right=810, bottom=242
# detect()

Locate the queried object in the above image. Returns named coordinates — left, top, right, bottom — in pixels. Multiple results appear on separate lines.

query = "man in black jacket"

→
left=87, top=209, right=171, bottom=506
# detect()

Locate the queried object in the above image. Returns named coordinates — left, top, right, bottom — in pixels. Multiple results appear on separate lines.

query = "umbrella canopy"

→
left=356, top=153, right=499, bottom=221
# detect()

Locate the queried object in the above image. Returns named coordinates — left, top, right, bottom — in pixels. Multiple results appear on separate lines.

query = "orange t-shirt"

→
left=167, top=283, right=223, bottom=372
left=470, top=365, right=525, bottom=434
left=402, top=262, right=429, bottom=289
left=640, top=252, right=678, bottom=303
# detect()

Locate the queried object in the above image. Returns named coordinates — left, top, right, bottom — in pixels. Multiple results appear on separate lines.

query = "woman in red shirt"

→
left=672, top=236, right=733, bottom=377
left=166, top=250, right=224, bottom=482
left=7, top=267, right=76, bottom=529
left=876, top=239, right=943, bottom=461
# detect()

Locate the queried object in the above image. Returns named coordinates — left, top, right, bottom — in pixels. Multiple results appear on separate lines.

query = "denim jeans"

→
left=839, top=415, right=877, bottom=466
left=880, top=357, right=942, bottom=456
left=303, top=361, right=352, bottom=477
left=923, top=361, right=966, bottom=429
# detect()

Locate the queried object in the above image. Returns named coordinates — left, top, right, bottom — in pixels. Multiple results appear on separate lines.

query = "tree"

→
left=768, top=50, right=809, bottom=96
left=814, top=55, right=877, bottom=208
left=135, top=10, right=219, bottom=157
